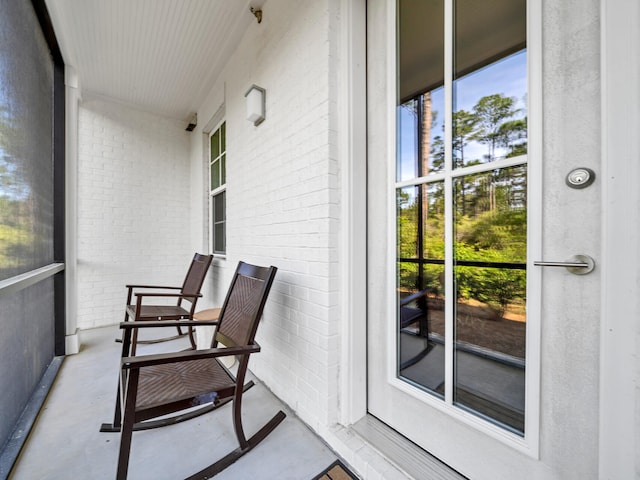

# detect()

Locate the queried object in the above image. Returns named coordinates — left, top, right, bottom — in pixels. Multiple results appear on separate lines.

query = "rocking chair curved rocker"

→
left=101, top=261, right=284, bottom=479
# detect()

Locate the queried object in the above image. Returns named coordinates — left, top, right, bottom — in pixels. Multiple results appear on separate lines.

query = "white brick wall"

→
left=76, top=97, right=192, bottom=329
left=190, top=0, right=342, bottom=431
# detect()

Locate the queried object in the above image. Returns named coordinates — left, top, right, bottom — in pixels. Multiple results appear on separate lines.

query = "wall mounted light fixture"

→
left=185, top=113, right=197, bottom=132
left=245, top=84, right=266, bottom=126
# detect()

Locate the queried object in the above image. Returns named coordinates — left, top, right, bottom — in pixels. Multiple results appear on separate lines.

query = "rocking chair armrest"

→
left=125, top=284, right=182, bottom=290
left=133, top=292, right=202, bottom=299
left=400, top=288, right=433, bottom=306
left=121, top=344, right=261, bottom=369
left=119, top=320, right=219, bottom=329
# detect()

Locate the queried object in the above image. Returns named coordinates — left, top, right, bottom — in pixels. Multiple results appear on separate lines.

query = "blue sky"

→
left=398, top=49, right=527, bottom=181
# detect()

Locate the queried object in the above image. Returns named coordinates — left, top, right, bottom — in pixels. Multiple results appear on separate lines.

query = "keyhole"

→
left=566, top=168, right=595, bottom=189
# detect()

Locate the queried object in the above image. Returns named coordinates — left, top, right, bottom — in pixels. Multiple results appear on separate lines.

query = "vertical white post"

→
left=65, top=65, right=81, bottom=354
left=339, top=0, right=368, bottom=425
left=443, top=0, right=454, bottom=405
left=599, top=0, right=640, bottom=477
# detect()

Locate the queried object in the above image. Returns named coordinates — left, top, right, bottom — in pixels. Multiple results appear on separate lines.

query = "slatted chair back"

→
left=214, top=261, right=277, bottom=349
left=181, top=253, right=213, bottom=297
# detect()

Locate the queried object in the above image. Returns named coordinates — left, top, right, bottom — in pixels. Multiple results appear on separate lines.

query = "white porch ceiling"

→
left=45, top=0, right=261, bottom=120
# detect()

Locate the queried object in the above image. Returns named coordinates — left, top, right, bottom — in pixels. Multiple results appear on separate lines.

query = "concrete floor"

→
left=9, top=326, right=341, bottom=480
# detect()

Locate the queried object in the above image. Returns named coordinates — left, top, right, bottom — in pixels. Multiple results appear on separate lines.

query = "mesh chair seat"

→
left=136, top=358, right=235, bottom=410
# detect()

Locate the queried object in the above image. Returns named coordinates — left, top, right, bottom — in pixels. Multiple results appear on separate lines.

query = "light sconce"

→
left=245, top=84, right=266, bottom=126
left=185, top=113, right=197, bottom=132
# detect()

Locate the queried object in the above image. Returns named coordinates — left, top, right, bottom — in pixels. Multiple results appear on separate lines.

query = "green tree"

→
left=471, top=94, right=521, bottom=161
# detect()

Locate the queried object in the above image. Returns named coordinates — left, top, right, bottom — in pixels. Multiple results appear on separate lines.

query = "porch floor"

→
left=9, top=326, right=343, bottom=480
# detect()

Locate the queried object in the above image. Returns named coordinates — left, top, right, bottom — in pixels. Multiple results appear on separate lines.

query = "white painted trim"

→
left=385, top=0, right=399, bottom=390
left=523, top=0, right=542, bottom=458
left=65, top=330, right=80, bottom=355
left=388, top=376, right=533, bottom=454
left=65, top=65, right=80, bottom=346
left=0, top=264, right=65, bottom=299
left=338, top=0, right=368, bottom=425
left=394, top=154, right=528, bottom=190
left=443, top=0, right=454, bottom=405
left=598, top=0, right=639, bottom=477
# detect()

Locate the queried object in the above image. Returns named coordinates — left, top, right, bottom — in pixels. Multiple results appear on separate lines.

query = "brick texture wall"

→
left=191, top=0, right=341, bottom=430
left=76, top=98, right=192, bottom=329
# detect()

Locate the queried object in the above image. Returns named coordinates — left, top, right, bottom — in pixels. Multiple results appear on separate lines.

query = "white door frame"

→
left=599, top=0, right=640, bottom=477
left=338, top=0, right=368, bottom=425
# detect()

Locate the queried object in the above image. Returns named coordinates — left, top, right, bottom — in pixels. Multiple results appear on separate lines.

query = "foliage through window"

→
left=396, top=0, right=528, bottom=435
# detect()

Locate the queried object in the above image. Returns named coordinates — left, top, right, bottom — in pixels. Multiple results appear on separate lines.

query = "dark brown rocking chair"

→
left=399, top=288, right=434, bottom=370
left=121, top=253, right=213, bottom=354
left=101, top=261, right=285, bottom=479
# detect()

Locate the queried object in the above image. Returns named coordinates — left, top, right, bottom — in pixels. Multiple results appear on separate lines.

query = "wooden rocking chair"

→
left=101, top=261, right=284, bottom=479
left=120, top=253, right=213, bottom=354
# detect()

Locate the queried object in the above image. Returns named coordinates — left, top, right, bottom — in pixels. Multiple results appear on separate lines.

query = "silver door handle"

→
left=533, top=254, right=595, bottom=275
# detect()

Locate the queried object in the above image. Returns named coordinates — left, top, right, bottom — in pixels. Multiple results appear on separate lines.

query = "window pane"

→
left=212, top=191, right=225, bottom=254
left=398, top=0, right=444, bottom=102
left=213, top=223, right=225, bottom=253
left=220, top=122, right=226, bottom=151
left=453, top=0, right=527, bottom=167
left=397, top=0, right=444, bottom=180
left=397, top=101, right=418, bottom=181
left=397, top=183, right=445, bottom=395
left=210, top=130, right=219, bottom=160
left=220, top=153, right=226, bottom=185
left=453, top=165, right=526, bottom=434
left=213, top=191, right=225, bottom=222
left=211, top=159, right=219, bottom=190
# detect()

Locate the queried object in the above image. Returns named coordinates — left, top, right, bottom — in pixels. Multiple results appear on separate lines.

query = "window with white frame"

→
left=396, top=0, right=528, bottom=435
left=209, top=121, right=226, bottom=255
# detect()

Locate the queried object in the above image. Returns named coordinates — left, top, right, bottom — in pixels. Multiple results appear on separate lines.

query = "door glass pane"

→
left=453, top=0, right=527, bottom=167
left=453, top=165, right=527, bottom=434
left=397, top=183, right=445, bottom=395
left=397, top=0, right=444, bottom=181
left=397, top=101, right=418, bottom=181
left=397, top=88, right=446, bottom=181
left=396, top=0, right=528, bottom=435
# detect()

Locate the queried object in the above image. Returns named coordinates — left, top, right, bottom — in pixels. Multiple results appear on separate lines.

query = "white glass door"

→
left=368, top=0, right=606, bottom=477
left=367, top=0, right=553, bottom=476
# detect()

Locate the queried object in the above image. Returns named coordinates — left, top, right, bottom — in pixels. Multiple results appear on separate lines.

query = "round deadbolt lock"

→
left=566, top=168, right=595, bottom=189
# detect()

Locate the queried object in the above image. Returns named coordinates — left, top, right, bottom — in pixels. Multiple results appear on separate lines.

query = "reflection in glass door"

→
left=396, top=0, right=527, bottom=434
